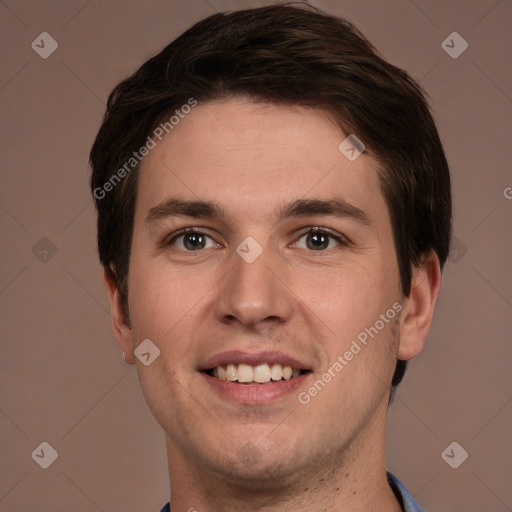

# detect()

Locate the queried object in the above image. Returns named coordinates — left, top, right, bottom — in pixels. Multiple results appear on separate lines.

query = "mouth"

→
left=200, top=350, right=313, bottom=403
left=204, top=363, right=310, bottom=384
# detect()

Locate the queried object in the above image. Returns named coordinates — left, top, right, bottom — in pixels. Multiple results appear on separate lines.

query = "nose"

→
left=214, top=242, right=294, bottom=331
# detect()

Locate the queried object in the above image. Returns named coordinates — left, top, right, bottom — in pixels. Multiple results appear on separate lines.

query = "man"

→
left=90, top=4, right=451, bottom=511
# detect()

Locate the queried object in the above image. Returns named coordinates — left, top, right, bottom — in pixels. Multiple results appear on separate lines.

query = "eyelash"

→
left=162, top=227, right=351, bottom=252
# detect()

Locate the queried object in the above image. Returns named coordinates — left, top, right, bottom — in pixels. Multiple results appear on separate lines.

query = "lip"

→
left=201, top=371, right=311, bottom=404
left=199, top=350, right=312, bottom=372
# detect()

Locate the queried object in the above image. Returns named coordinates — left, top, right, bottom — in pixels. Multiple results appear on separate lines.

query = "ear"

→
left=103, top=266, right=135, bottom=364
left=398, top=251, right=442, bottom=360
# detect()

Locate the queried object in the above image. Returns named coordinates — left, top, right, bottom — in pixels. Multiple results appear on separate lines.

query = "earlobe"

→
left=103, top=267, right=135, bottom=364
left=397, top=251, right=442, bottom=360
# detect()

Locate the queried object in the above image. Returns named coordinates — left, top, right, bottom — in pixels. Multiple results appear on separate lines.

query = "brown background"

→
left=0, top=0, right=511, bottom=511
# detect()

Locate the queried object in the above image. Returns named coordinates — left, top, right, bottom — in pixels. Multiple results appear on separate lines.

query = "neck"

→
left=165, top=403, right=402, bottom=512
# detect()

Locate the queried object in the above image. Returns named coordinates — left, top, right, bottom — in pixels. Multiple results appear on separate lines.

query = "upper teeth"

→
left=212, top=363, right=301, bottom=383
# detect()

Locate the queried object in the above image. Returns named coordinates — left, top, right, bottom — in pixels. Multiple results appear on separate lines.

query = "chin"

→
left=202, top=439, right=311, bottom=489
left=220, top=456, right=301, bottom=489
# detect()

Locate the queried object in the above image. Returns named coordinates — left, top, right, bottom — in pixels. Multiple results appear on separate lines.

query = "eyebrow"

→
left=145, top=198, right=224, bottom=225
left=145, top=196, right=371, bottom=227
left=279, top=198, right=371, bottom=226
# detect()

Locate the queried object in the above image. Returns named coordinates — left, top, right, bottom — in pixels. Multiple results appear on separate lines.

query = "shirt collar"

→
left=387, top=471, right=426, bottom=512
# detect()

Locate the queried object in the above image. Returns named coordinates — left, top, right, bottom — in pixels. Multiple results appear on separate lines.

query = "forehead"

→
left=135, top=98, right=386, bottom=224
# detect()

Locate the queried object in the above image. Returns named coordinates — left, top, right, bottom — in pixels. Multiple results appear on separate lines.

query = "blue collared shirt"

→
left=159, top=471, right=425, bottom=511
left=387, top=472, right=426, bottom=511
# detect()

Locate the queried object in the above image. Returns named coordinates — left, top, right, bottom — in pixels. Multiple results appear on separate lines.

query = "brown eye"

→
left=294, top=228, right=344, bottom=251
left=167, top=229, right=217, bottom=251
left=182, top=233, right=207, bottom=250
left=306, top=232, right=332, bottom=250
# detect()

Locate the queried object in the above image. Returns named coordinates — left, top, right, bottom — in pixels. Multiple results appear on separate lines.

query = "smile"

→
left=205, top=363, right=308, bottom=384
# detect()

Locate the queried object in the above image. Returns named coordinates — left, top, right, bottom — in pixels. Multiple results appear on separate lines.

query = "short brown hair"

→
left=90, top=3, right=452, bottom=390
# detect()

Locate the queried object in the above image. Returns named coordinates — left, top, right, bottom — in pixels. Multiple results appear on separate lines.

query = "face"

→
left=124, top=98, right=403, bottom=485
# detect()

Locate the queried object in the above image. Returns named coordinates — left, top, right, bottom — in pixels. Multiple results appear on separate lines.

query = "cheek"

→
left=127, top=255, right=187, bottom=345
left=292, top=255, right=397, bottom=335
left=126, top=261, right=201, bottom=428
left=295, top=255, right=401, bottom=401
left=128, top=273, right=168, bottom=340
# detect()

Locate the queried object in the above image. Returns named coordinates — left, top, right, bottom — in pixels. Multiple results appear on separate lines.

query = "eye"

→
left=166, top=228, right=218, bottom=251
left=293, top=228, right=347, bottom=251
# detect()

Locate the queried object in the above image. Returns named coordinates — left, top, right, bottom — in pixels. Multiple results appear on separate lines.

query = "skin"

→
left=105, top=97, right=441, bottom=511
